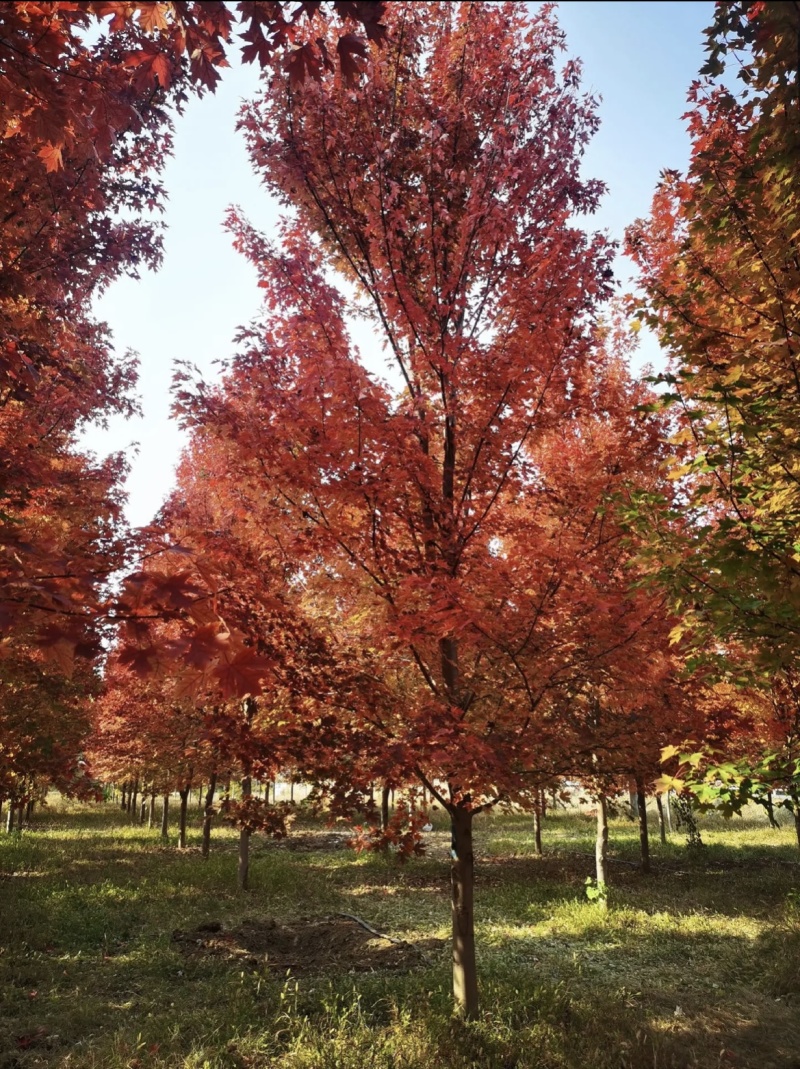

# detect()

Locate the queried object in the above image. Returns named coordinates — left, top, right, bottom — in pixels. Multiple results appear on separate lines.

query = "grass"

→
left=1, top=797, right=800, bottom=1068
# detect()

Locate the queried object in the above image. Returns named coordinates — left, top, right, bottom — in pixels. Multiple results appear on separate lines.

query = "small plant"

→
left=584, top=877, right=608, bottom=906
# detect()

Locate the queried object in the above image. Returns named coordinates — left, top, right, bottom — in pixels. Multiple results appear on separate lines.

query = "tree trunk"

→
left=450, top=806, right=479, bottom=1018
left=130, top=779, right=138, bottom=818
left=765, top=791, right=780, bottom=829
left=628, top=779, right=639, bottom=820
left=636, top=778, right=650, bottom=873
left=655, top=793, right=667, bottom=845
left=6, top=803, right=15, bottom=833
left=664, top=790, right=673, bottom=833
left=120, top=783, right=127, bottom=811
left=533, top=794, right=543, bottom=856
left=178, top=787, right=190, bottom=849
left=595, top=794, right=609, bottom=909
left=238, top=774, right=252, bottom=891
left=139, top=795, right=147, bottom=824
left=25, top=800, right=34, bottom=824
left=0, top=800, right=3, bottom=827
left=381, top=784, right=390, bottom=832
left=160, top=794, right=169, bottom=840
left=794, top=808, right=800, bottom=850
left=202, top=773, right=217, bottom=859
left=197, top=786, right=204, bottom=810
left=290, top=779, right=295, bottom=803
left=148, top=793, right=156, bottom=830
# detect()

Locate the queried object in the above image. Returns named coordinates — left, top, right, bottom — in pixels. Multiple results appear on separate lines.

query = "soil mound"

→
left=172, top=915, right=444, bottom=975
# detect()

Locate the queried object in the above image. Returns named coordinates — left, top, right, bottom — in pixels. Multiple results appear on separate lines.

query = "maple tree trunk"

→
left=450, top=806, right=479, bottom=1019
left=533, top=795, right=543, bottom=856
left=765, top=791, right=780, bottom=829
left=596, top=794, right=609, bottom=909
left=25, top=800, right=34, bottom=824
left=120, top=783, right=127, bottom=812
left=628, top=779, right=639, bottom=820
left=138, top=795, right=147, bottom=824
left=6, top=804, right=14, bottom=833
left=239, top=773, right=252, bottom=891
left=290, top=779, right=295, bottom=803
left=178, top=787, right=190, bottom=849
left=636, top=778, right=650, bottom=873
left=130, top=779, right=138, bottom=818
left=381, top=785, right=390, bottom=832
left=655, top=793, right=667, bottom=844
left=794, top=808, right=800, bottom=850
left=160, top=794, right=169, bottom=840
left=148, top=793, right=156, bottom=830
left=202, top=773, right=217, bottom=859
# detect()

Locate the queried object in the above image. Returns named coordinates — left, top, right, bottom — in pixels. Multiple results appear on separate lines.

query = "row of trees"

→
left=3, top=0, right=800, bottom=1020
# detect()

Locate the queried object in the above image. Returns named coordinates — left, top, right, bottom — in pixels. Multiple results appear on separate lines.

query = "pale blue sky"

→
left=84, top=1, right=714, bottom=528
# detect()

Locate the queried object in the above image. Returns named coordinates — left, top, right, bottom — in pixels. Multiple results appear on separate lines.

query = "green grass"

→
left=1, top=797, right=800, bottom=1068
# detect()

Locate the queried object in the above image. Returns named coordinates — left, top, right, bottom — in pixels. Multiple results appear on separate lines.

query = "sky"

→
left=83, top=0, right=715, bottom=529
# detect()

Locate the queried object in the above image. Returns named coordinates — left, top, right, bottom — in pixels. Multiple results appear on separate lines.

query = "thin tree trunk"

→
left=25, top=800, right=34, bottom=824
left=765, top=791, right=780, bottom=829
left=664, top=791, right=673, bottom=834
left=120, top=783, right=128, bottom=811
left=381, top=784, right=390, bottom=832
left=160, top=794, right=169, bottom=840
left=655, top=793, right=667, bottom=845
left=794, top=808, right=800, bottom=850
left=595, top=794, right=609, bottom=909
left=0, top=800, right=3, bottom=827
left=533, top=794, right=543, bottom=856
left=148, top=792, right=156, bottom=830
left=6, top=803, right=15, bottom=833
left=636, top=778, right=650, bottom=873
left=238, top=774, right=251, bottom=891
left=202, top=772, right=217, bottom=859
left=450, top=806, right=479, bottom=1019
left=178, top=787, right=190, bottom=849
left=139, top=795, right=147, bottom=824
left=628, top=779, right=639, bottom=820
left=130, top=779, right=138, bottom=818
left=290, top=779, right=295, bottom=803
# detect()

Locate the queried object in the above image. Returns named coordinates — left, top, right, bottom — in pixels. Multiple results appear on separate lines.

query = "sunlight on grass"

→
left=1, top=799, right=799, bottom=1068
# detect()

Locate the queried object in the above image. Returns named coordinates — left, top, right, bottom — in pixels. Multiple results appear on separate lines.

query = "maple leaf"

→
left=212, top=651, right=274, bottom=698
left=37, top=142, right=64, bottom=172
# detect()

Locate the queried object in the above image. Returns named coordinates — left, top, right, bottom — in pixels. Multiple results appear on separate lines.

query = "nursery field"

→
left=2, top=799, right=800, bottom=1069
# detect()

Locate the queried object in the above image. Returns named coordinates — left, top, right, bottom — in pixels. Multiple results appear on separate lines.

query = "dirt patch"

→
left=274, top=830, right=352, bottom=852
left=172, top=916, right=445, bottom=975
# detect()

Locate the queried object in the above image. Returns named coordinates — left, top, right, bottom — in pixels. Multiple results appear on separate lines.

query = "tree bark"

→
left=25, top=800, right=34, bottom=824
left=450, top=806, right=478, bottom=1018
left=533, top=793, right=543, bottom=856
left=178, top=786, right=190, bottom=849
left=765, top=791, right=780, bottom=829
left=6, top=803, right=15, bottom=833
left=636, top=778, right=650, bottom=873
left=381, top=784, right=391, bottom=832
left=160, top=794, right=169, bottom=840
left=120, top=782, right=127, bottom=811
left=628, top=779, right=639, bottom=820
left=139, top=794, right=147, bottom=824
left=202, top=772, right=217, bottom=859
left=655, top=793, right=667, bottom=845
left=595, top=794, right=609, bottom=909
left=794, top=807, right=800, bottom=850
left=238, top=777, right=251, bottom=892
left=129, top=779, right=138, bottom=818
left=290, top=779, right=295, bottom=803
left=148, top=793, right=156, bottom=830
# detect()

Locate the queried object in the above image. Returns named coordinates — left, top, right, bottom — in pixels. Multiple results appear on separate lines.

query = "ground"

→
left=1, top=797, right=799, bottom=1068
